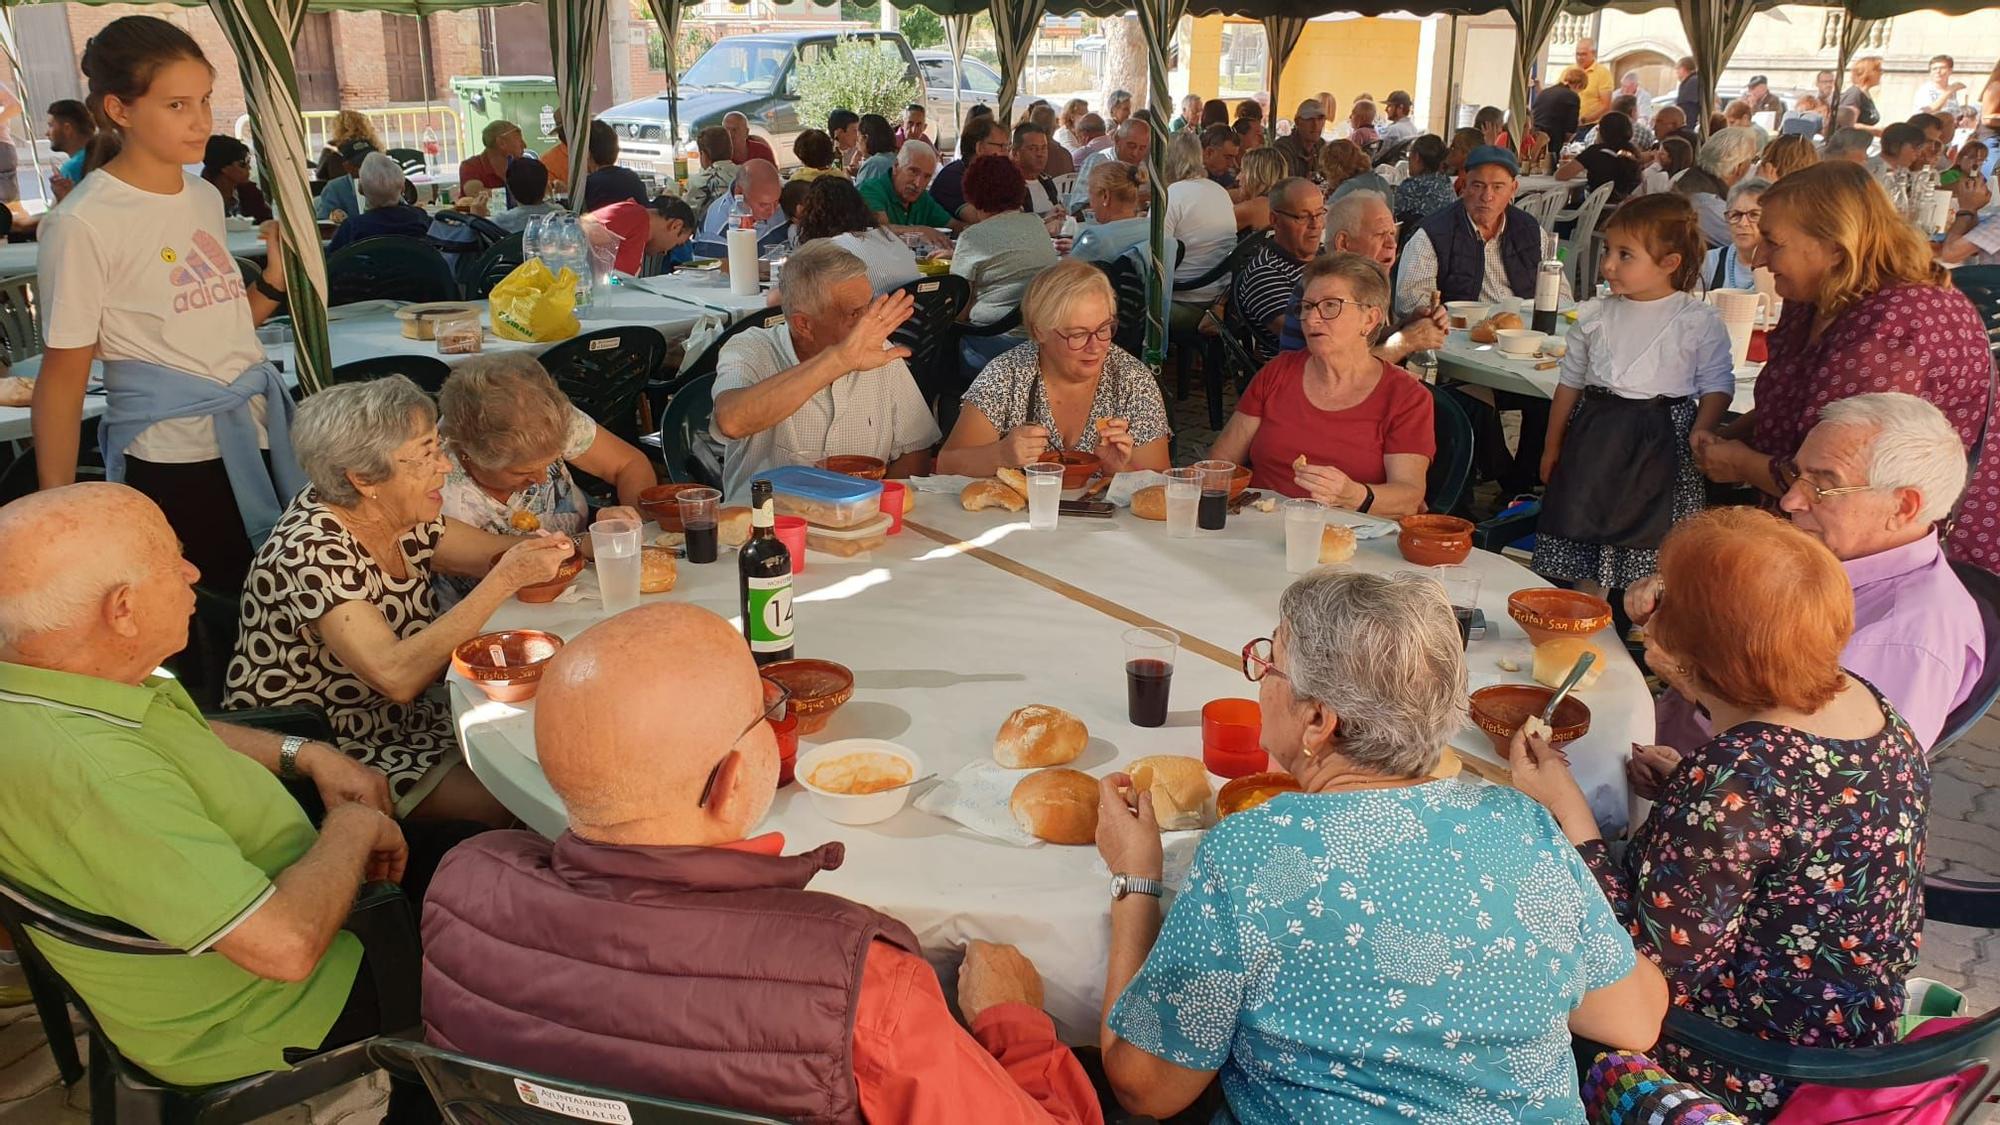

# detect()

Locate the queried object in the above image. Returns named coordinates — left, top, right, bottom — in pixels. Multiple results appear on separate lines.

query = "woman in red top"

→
left=1698, top=161, right=1999, bottom=573
left=1210, top=252, right=1435, bottom=517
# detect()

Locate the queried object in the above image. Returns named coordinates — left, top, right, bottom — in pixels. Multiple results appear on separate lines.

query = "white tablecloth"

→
left=0, top=227, right=270, bottom=279
left=1437, top=322, right=1761, bottom=412
left=452, top=495, right=1648, bottom=1042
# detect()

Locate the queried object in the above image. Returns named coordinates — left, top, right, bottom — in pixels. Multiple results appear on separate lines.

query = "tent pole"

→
left=1445, top=13, right=1458, bottom=128
left=0, top=1, right=47, bottom=197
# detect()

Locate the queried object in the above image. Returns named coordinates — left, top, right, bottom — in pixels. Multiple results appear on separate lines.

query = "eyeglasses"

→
left=1295, top=296, right=1352, bottom=322
left=696, top=677, right=793, bottom=808
left=1775, top=456, right=1875, bottom=506
left=1052, top=320, right=1116, bottom=349
left=1274, top=207, right=1329, bottom=225
left=1242, top=637, right=1289, bottom=683
left=1725, top=208, right=1763, bottom=225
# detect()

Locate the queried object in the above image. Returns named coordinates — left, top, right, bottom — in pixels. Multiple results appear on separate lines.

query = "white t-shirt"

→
left=40, top=170, right=268, bottom=463
left=1164, top=177, right=1237, bottom=303
left=830, top=228, right=921, bottom=293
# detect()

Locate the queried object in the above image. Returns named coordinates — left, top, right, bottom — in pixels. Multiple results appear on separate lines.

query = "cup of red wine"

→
left=1123, top=627, right=1179, bottom=728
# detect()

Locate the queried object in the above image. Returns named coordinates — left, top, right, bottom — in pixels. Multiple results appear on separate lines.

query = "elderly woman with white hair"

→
left=1703, top=176, right=1771, bottom=290
left=938, top=259, right=1171, bottom=475
left=1673, top=126, right=1762, bottom=247
left=1092, top=570, right=1667, bottom=1123
left=225, top=376, right=574, bottom=824
left=1162, top=129, right=1238, bottom=329
left=325, top=151, right=432, bottom=253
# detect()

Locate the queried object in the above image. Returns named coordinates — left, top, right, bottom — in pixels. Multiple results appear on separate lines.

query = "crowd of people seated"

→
left=7, top=14, right=2000, bottom=1124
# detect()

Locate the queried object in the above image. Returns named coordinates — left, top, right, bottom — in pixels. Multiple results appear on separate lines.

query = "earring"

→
left=1300, top=739, right=1315, bottom=759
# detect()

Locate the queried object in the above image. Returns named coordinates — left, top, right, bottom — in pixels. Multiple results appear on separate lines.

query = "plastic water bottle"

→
left=522, top=213, right=545, bottom=267
left=730, top=194, right=752, bottom=231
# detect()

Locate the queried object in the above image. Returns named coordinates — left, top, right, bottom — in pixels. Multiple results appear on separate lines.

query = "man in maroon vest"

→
left=421, top=604, right=1103, bottom=1125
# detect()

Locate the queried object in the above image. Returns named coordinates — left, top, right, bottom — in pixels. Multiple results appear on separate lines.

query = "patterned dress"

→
left=960, top=343, right=1173, bottom=455
left=1577, top=682, right=1929, bottom=1121
left=224, top=490, right=458, bottom=814
left=1108, top=778, right=1637, bottom=1124
left=1751, top=283, right=1998, bottom=573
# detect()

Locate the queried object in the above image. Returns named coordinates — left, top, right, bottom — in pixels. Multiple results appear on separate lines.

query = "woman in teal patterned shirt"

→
left=1093, top=571, right=1670, bottom=1123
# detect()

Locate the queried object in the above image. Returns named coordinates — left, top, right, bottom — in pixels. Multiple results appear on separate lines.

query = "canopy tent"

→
left=547, top=0, right=607, bottom=211
left=1136, top=0, right=1190, bottom=366
left=1262, top=14, right=1311, bottom=123
left=990, top=0, right=1053, bottom=125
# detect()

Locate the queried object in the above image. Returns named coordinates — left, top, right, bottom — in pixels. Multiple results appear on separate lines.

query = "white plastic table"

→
left=1436, top=324, right=1761, bottom=411
left=449, top=494, right=1649, bottom=1043
left=0, top=227, right=270, bottom=279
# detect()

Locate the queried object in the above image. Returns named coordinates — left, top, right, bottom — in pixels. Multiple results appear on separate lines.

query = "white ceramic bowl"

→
left=1494, top=328, right=1548, bottom=357
left=794, top=739, right=923, bottom=826
left=1444, top=300, right=1489, bottom=329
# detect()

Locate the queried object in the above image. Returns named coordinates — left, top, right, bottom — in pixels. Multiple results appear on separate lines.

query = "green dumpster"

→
left=451, top=75, right=562, bottom=152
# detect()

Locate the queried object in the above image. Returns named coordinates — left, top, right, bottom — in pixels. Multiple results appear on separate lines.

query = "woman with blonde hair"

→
left=1755, top=132, right=1819, bottom=181
left=1697, top=160, right=1999, bottom=572
left=1054, top=97, right=1090, bottom=150
left=937, top=259, right=1171, bottom=476
left=1232, top=145, right=1289, bottom=229
left=315, top=108, right=383, bottom=183
left=1069, top=160, right=1148, bottom=263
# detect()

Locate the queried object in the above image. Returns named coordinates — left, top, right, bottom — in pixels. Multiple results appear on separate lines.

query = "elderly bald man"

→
left=0, top=483, right=440, bottom=1117
left=1633, top=393, right=1986, bottom=766
left=421, top=604, right=1103, bottom=1124
left=692, top=157, right=787, bottom=257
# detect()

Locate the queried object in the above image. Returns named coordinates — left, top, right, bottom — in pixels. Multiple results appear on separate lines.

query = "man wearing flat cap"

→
left=1273, top=99, right=1327, bottom=178
left=1379, top=91, right=1420, bottom=143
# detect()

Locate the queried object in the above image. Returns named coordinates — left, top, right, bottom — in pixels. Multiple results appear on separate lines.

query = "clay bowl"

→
left=490, top=548, right=585, bottom=604
left=1508, top=587, right=1615, bottom=646
left=638, top=483, right=705, bottom=533
left=761, top=658, right=855, bottom=736
left=1218, top=771, right=1304, bottom=817
left=818, top=454, right=889, bottom=480
left=451, top=630, right=564, bottom=704
left=1468, top=684, right=1591, bottom=759
left=1229, top=464, right=1253, bottom=499
left=1025, top=450, right=1102, bottom=491
left=1396, top=514, right=1475, bottom=566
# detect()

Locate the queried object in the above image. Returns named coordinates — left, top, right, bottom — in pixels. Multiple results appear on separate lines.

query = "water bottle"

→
left=730, top=193, right=752, bottom=231
left=522, top=213, right=545, bottom=268
left=1888, top=170, right=1912, bottom=221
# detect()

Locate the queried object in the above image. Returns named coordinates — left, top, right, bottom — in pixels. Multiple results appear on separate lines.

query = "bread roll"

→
left=1469, top=312, right=1524, bottom=344
left=962, top=480, right=1027, bottom=512
left=1130, top=485, right=1166, bottom=521
left=1532, top=638, right=1606, bottom=690
left=639, top=546, right=678, bottom=594
left=996, top=466, right=1030, bottom=499
left=898, top=484, right=917, bottom=515
left=994, top=704, right=1088, bottom=768
left=1319, top=523, right=1357, bottom=564
left=1126, top=755, right=1213, bottom=831
left=718, top=506, right=752, bottom=548
left=1010, top=768, right=1099, bottom=844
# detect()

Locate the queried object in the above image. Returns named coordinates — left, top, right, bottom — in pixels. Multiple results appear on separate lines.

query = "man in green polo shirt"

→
left=0, top=484, right=416, bottom=1100
left=858, top=139, right=956, bottom=248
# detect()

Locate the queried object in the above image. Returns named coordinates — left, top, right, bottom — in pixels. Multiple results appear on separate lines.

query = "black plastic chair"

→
left=1426, top=382, right=1476, bottom=516
left=158, top=583, right=334, bottom=735
left=1092, top=251, right=1153, bottom=361
left=0, top=872, right=419, bottom=1125
left=370, top=1039, right=786, bottom=1124
left=537, top=326, right=669, bottom=453
left=0, top=454, right=102, bottom=507
left=1372, top=136, right=1416, bottom=169
left=1174, top=230, right=1271, bottom=431
left=656, top=372, right=723, bottom=487
left=330, top=354, right=453, bottom=397
left=384, top=146, right=427, bottom=178
left=888, top=274, right=971, bottom=418
left=457, top=232, right=525, bottom=300
left=1949, top=264, right=2000, bottom=353
left=1933, top=559, right=2000, bottom=755
left=325, top=236, right=460, bottom=307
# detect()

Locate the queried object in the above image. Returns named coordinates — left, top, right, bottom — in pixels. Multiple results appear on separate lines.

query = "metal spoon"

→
left=878, top=772, right=938, bottom=794
left=1540, top=651, right=1596, bottom=724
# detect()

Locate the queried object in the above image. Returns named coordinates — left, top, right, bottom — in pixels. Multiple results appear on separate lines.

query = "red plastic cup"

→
left=765, top=677, right=800, bottom=785
left=879, top=481, right=907, bottom=534
left=1202, top=698, right=1269, bottom=778
left=773, top=515, right=808, bottom=574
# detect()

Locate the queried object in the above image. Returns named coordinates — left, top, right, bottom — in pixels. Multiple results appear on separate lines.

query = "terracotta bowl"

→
left=1025, top=450, right=1102, bottom=491
left=818, top=454, right=889, bottom=481
left=1396, top=514, right=1475, bottom=566
left=451, top=630, right=565, bottom=704
left=1229, top=464, right=1253, bottom=499
left=638, top=483, right=706, bottom=533
left=1218, top=771, right=1303, bottom=817
left=1468, top=684, right=1591, bottom=759
left=1508, top=587, right=1615, bottom=646
left=491, top=548, right=584, bottom=604
left=761, top=658, right=855, bottom=736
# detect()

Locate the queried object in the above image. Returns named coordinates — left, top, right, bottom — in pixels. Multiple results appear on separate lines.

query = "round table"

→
left=451, top=488, right=1648, bottom=1042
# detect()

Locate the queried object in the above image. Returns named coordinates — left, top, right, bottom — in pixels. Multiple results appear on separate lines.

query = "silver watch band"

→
left=1112, top=874, right=1165, bottom=901
left=278, top=736, right=307, bottom=780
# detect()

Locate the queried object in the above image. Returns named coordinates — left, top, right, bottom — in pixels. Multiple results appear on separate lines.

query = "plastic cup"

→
left=588, top=518, right=642, bottom=615
left=1193, top=458, right=1236, bottom=531
left=677, top=487, right=721, bottom=564
left=1164, top=467, right=1200, bottom=539
left=1026, top=462, right=1063, bottom=530
left=879, top=481, right=907, bottom=534
left=774, top=515, right=808, bottom=575
left=1284, top=499, right=1326, bottom=574
left=1202, top=698, right=1268, bottom=778
left=1124, top=627, right=1179, bottom=727
left=764, top=677, right=800, bottom=786
left=1434, top=565, right=1482, bottom=649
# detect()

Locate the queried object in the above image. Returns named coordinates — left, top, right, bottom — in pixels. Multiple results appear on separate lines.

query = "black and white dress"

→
left=224, top=490, right=457, bottom=813
left=961, top=342, right=1173, bottom=453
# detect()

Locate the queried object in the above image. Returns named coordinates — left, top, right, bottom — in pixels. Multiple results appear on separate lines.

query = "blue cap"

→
left=1464, top=144, right=1519, bottom=175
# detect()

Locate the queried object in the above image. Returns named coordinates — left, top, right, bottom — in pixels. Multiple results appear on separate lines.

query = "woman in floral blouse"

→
left=1512, top=508, right=1929, bottom=1122
left=1695, top=161, right=1998, bottom=574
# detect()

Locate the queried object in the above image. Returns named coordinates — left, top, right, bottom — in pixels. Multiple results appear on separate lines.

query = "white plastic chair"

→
left=1052, top=172, right=1077, bottom=199
left=1555, top=183, right=1616, bottom=294
left=1516, top=190, right=1566, bottom=226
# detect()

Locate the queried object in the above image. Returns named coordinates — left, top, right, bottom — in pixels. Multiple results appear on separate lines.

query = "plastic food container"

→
left=794, top=740, right=922, bottom=825
left=804, top=514, right=892, bottom=558
left=757, top=466, right=883, bottom=530
left=434, top=311, right=483, bottom=355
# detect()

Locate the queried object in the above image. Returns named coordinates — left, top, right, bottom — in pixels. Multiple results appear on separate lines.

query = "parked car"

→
left=914, top=51, right=1038, bottom=143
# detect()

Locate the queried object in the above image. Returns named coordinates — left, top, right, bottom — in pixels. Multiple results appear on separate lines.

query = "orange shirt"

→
left=541, top=142, right=571, bottom=186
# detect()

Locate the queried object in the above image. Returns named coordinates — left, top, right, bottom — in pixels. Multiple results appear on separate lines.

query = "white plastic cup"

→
left=1284, top=499, right=1326, bottom=574
left=589, top=519, right=642, bottom=615
left=1026, top=463, right=1063, bottom=530
left=1164, top=467, right=1200, bottom=539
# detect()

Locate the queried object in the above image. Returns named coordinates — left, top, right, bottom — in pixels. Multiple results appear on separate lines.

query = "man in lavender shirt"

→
left=1635, top=392, right=1985, bottom=758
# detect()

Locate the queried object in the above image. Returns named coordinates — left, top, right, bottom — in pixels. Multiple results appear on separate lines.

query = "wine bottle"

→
left=738, top=481, right=794, bottom=665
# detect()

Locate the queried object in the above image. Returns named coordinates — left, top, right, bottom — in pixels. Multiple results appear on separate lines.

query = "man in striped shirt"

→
left=1232, top=178, right=1324, bottom=363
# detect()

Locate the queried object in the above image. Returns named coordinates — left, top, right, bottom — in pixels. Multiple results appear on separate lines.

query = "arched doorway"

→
left=1610, top=49, right=1676, bottom=103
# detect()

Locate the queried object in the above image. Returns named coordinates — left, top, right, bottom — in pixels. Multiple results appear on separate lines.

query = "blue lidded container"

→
left=753, top=466, right=884, bottom=530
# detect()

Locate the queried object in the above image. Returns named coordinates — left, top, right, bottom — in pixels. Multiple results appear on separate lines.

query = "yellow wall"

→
left=1280, top=20, right=1423, bottom=114
left=1189, top=16, right=1225, bottom=97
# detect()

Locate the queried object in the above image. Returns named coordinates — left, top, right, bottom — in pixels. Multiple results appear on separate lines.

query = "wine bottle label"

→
left=745, top=575, right=794, bottom=652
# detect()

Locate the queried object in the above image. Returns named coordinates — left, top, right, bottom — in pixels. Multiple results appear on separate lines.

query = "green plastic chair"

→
left=325, top=236, right=460, bottom=307
left=537, top=326, right=668, bottom=451
left=1426, top=383, right=1476, bottom=517
left=331, top=354, right=453, bottom=397
left=656, top=372, right=723, bottom=487
left=369, top=1039, right=786, bottom=1124
left=457, top=232, right=525, bottom=300
left=1950, top=264, right=2000, bottom=353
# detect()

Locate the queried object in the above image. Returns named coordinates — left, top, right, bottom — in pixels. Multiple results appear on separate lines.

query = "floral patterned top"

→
left=960, top=342, right=1173, bottom=455
left=1751, top=283, right=1999, bottom=573
left=1109, top=778, right=1637, bottom=1124
left=1577, top=682, right=1929, bottom=1122
left=435, top=404, right=596, bottom=604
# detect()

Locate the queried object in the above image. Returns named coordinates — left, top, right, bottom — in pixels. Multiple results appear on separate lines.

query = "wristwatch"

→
left=1110, top=873, right=1164, bottom=901
left=253, top=274, right=286, bottom=302
left=278, top=736, right=308, bottom=780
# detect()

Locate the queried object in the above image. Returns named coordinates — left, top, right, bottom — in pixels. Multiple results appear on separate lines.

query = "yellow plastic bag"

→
left=488, top=259, right=580, bottom=343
